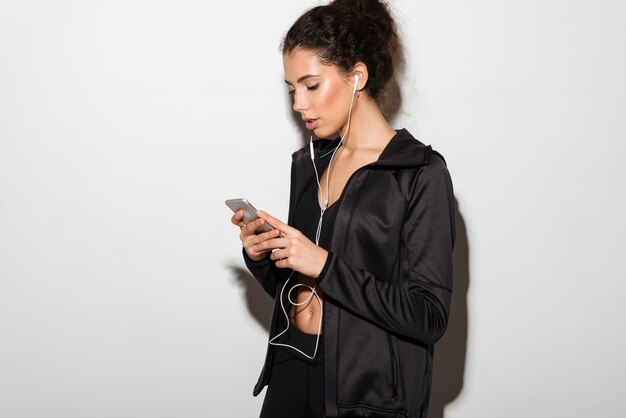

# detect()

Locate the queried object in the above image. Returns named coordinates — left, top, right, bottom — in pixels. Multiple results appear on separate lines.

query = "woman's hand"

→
left=231, top=210, right=282, bottom=262
left=253, top=211, right=328, bottom=278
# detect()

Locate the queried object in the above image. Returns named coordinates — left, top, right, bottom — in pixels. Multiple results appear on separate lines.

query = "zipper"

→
left=387, top=334, right=399, bottom=400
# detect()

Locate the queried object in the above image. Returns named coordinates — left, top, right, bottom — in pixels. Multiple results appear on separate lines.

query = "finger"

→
left=250, top=246, right=272, bottom=255
left=274, top=257, right=291, bottom=269
left=253, top=228, right=282, bottom=244
left=269, top=248, right=287, bottom=261
left=243, top=217, right=266, bottom=236
left=257, top=211, right=295, bottom=235
left=240, top=219, right=264, bottom=242
left=231, top=210, right=245, bottom=227
left=253, top=237, right=286, bottom=253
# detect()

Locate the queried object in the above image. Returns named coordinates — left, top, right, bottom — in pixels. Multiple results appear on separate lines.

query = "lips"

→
left=305, top=118, right=319, bottom=131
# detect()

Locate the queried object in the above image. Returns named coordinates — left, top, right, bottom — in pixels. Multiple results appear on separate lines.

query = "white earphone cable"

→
left=268, top=271, right=323, bottom=360
left=268, top=76, right=359, bottom=359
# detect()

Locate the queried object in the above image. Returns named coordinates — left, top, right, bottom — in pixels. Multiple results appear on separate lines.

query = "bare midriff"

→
left=290, top=274, right=324, bottom=335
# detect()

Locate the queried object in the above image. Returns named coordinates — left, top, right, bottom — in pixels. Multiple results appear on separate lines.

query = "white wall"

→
left=1, top=1, right=624, bottom=417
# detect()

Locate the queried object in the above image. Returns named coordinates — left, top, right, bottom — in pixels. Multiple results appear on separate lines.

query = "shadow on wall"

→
left=227, top=265, right=273, bottom=333
left=428, top=202, right=470, bottom=418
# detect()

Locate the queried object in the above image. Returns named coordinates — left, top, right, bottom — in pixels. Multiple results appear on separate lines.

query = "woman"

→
left=231, top=0, right=455, bottom=416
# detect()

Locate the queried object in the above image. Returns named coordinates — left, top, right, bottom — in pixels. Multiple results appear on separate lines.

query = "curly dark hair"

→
left=282, top=0, right=399, bottom=101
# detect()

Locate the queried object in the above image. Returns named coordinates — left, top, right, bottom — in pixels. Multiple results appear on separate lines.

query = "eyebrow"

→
left=284, top=74, right=320, bottom=85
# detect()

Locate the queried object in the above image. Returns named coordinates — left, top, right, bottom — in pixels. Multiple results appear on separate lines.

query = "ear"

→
left=351, top=62, right=368, bottom=91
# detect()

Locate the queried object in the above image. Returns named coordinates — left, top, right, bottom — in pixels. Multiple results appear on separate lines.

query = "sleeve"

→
left=316, top=156, right=455, bottom=345
left=243, top=249, right=291, bottom=298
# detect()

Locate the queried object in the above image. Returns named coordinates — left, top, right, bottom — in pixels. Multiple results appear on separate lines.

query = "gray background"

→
left=1, top=0, right=625, bottom=417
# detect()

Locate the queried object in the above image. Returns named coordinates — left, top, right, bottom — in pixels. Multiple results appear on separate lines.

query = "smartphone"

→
left=225, top=198, right=275, bottom=234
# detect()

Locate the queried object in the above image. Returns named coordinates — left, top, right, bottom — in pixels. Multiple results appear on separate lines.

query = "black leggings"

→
left=260, top=327, right=325, bottom=418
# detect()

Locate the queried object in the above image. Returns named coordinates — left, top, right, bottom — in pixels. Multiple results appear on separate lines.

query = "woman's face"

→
left=283, top=48, right=354, bottom=139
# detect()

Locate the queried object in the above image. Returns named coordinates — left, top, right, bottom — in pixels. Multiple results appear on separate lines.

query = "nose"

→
left=292, top=90, right=309, bottom=113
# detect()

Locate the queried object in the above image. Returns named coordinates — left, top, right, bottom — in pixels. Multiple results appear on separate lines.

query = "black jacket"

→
left=245, top=129, right=455, bottom=417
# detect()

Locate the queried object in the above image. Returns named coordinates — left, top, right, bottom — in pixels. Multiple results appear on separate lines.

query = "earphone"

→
left=269, top=73, right=361, bottom=360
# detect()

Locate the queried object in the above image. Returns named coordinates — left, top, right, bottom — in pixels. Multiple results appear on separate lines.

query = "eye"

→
left=288, top=89, right=295, bottom=96
left=307, top=84, right=319, bottom=91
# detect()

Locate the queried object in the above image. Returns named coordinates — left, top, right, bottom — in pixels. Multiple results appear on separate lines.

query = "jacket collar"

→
left=293, top=128, right=432, bottom=168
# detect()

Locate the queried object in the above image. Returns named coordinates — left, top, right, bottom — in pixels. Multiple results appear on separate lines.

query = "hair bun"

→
left=333, top=0, right=391, bottom=22
left=331, top=0, right=398, bottom=54
left=338, top=0, right=388, bottom=18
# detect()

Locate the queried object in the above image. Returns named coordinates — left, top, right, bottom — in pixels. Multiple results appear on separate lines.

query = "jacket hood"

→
left=292, top=128, right=432, bottom=168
